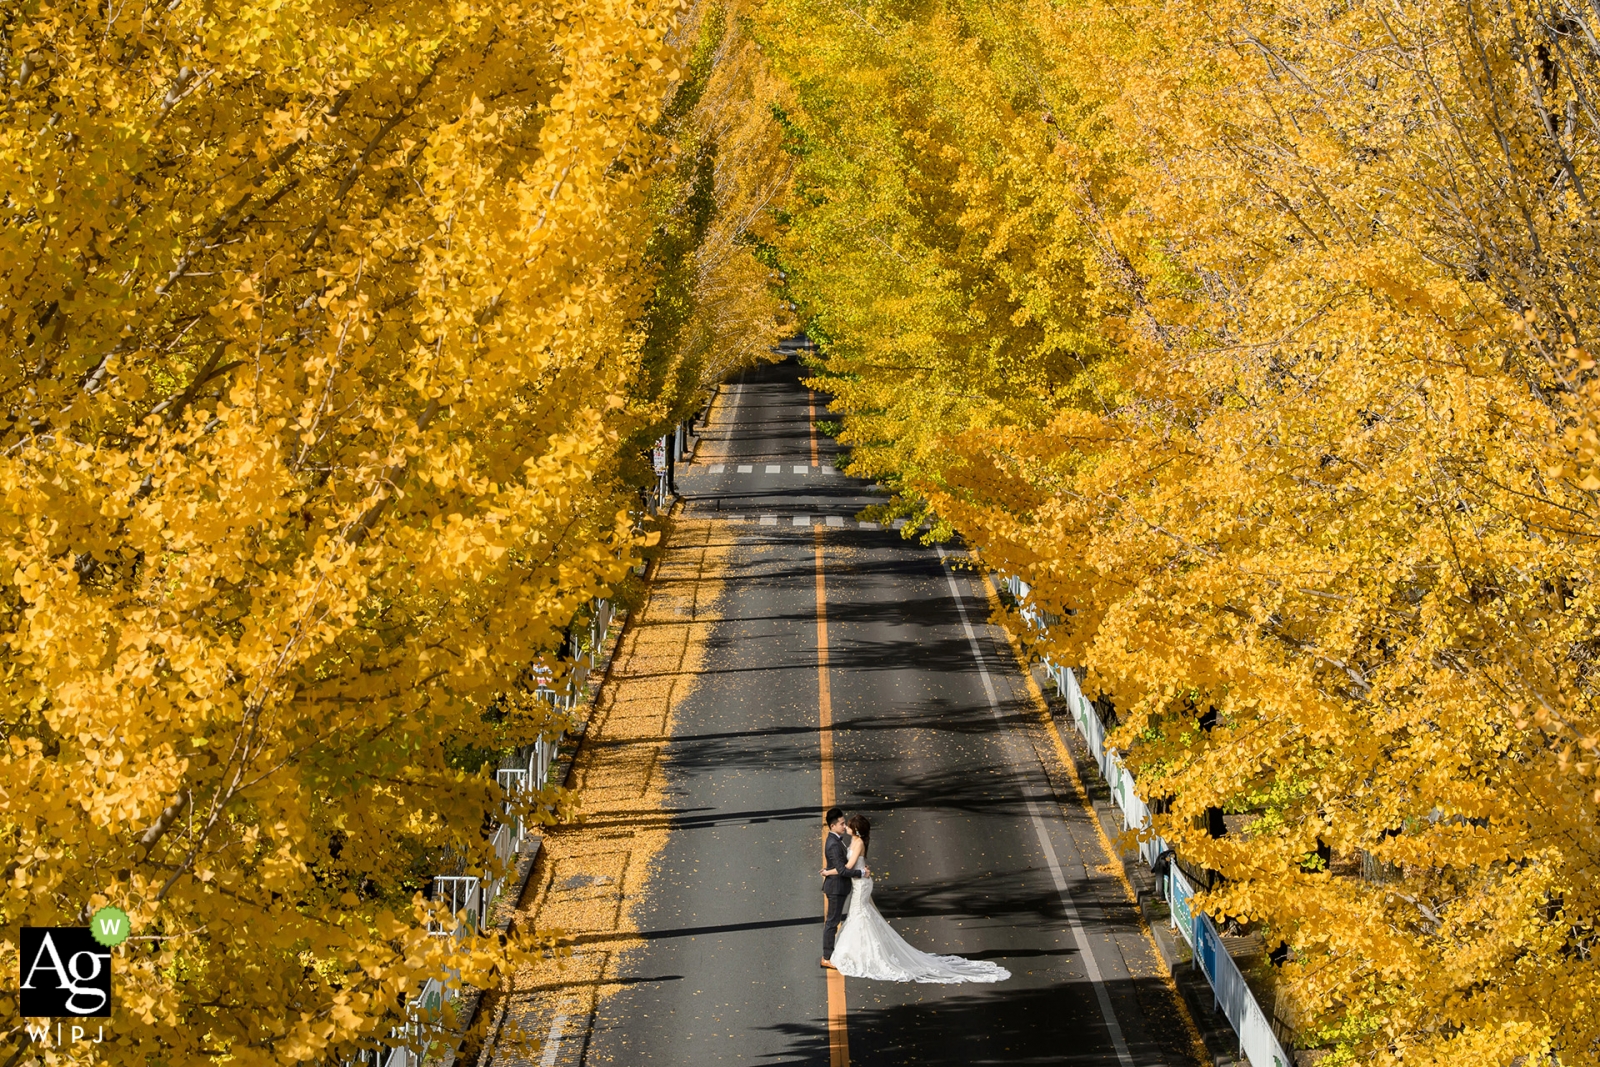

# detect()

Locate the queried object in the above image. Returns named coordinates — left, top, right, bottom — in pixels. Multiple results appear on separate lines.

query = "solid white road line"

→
left=935, top=545, right=1137, bottom=1067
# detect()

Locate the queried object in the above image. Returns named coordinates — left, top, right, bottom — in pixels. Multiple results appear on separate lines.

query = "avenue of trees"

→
left=5, top=0, right=1599, bottom=1063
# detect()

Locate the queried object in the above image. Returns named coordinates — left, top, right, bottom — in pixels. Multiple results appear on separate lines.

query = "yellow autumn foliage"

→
left=631, top=2, right=796, bottom=422
left=0, top=0, right=729, bottom=1061
left=736, top=0, right=1600, bottom=1062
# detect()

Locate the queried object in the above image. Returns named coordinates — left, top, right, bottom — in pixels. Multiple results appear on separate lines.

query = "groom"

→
left=819, top=807, right=866, bottom=969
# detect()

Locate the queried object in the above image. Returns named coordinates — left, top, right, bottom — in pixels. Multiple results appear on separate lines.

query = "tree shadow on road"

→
left=760, top=977, right=1193, bottom=1066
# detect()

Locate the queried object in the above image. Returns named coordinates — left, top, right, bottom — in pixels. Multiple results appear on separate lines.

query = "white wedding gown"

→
left=829, top=857, right=1010, bottom=983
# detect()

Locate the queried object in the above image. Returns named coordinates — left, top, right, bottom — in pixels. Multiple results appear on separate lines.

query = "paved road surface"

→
left=580, top=353, right=1192, bottom=1066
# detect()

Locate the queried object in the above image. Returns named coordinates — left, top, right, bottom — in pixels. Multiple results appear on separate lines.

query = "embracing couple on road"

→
left=818, top=806, right=1010, bottom=984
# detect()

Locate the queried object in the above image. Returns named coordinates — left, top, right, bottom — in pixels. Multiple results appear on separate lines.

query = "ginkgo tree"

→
left=731, top=0, right=1600, bottom=1062
left=632, top=2, right=796, bottom=429
left=0, top=0, right=711, bottom=1062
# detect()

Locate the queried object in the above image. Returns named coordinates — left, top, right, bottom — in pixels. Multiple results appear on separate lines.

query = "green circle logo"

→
left=90, top=906, right=130, bottom=947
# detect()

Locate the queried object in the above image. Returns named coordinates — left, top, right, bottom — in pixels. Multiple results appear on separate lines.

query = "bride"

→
left=827, top=815, right=1010, bottom=984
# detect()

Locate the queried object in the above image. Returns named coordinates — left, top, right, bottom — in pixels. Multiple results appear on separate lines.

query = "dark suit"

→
left=822, top=831, right=863, bottom=959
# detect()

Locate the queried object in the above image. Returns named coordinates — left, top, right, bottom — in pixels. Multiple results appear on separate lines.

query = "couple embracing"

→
left=818, top=807, right=1009, bottom=984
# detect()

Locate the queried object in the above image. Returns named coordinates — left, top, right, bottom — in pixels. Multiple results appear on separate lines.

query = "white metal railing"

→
left=496, top=736, right=556, bottom=841
left=438, top=734, right=565, bottom=943
left=351, top=598, right=618, bottom=1067
left=1195, top=912, right=1295, bottom=1067
left=532, top=598, right=614, bottom=713
left=1041, top=657, right=1170, bottom=868
left=429, top=875, right=486, bottom=936
left=1005, top=573, right=1294, bottom=1067
left=349, top=974, right=449, bottom=1067
left=589, top=598, right=615, bottom=668
left=534, top=738, right=553, bottom=791
left=490, top=820, right=517, bottom=873
left=350, top=1043, right=411, bottom=1067
left=495, top=763, right=530, bottom=840
left=1004, top=575, right=1041, bottom=631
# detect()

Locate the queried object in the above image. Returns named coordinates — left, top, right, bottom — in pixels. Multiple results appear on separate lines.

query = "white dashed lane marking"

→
left=734, top=515, right=889, bottom=531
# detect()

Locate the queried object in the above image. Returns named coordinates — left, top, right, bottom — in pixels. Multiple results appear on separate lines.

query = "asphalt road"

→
left=582, top=354, right=1191, bottom=1066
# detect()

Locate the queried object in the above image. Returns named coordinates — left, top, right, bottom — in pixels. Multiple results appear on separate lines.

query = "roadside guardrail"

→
left=348, top=597, right=617, bottom=1067
left=1006, top=574, right=1295, bottom=1067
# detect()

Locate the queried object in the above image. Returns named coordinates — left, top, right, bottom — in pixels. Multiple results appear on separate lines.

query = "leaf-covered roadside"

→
left=0, top=0, right=782, bottom=1061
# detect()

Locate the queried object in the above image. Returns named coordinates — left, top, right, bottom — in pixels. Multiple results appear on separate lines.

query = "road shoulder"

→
left=474, top=515, right=730, bottom=1067
left=975, top=570, right=1215, bottom=1067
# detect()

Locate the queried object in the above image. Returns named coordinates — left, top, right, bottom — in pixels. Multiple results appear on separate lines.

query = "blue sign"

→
left=1168, top=866, right=1196, bottom=948
left=1195, top=911, right=1220, bottom=983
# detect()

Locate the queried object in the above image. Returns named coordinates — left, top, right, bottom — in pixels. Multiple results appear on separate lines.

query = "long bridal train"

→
left=830, top=873, right=1011, bottom=984
left=829, top=823, right=1010, bottom=985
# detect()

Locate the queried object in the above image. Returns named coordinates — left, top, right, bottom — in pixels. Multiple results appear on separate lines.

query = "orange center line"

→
left=815, top=531, right=849, bottom=1067
left=809, top=391, right=819, bottom=468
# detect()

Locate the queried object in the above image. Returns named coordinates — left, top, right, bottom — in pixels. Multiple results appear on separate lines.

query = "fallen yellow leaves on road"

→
left=492, top=514, right=730, bottom=1062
